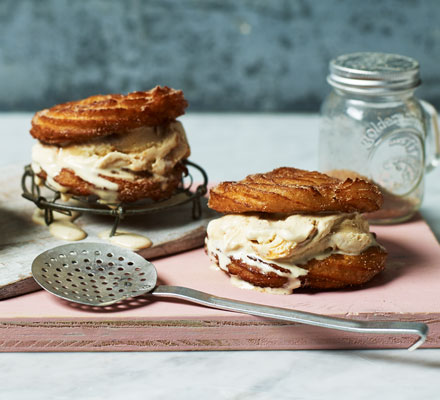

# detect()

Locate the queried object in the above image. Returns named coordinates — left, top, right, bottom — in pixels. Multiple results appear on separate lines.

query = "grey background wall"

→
left=1, top=0, right=439, bottom=112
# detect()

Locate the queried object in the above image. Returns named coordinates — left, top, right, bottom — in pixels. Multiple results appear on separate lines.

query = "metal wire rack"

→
left=21, top=160, right=208, bottom=236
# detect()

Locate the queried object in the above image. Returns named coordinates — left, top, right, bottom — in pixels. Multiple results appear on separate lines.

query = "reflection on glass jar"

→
left=320, top=52, right=440, bottom=224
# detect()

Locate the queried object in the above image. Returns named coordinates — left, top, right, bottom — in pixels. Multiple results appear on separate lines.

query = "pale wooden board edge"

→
left=0, top=226, right=207, bottom=300
left=0, top=278, right=41, bottom=300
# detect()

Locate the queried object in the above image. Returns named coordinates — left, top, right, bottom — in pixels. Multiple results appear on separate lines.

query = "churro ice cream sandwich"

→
left=30, top=86, right=190, bottom=203
left=205, top=167, right=387, bottom=294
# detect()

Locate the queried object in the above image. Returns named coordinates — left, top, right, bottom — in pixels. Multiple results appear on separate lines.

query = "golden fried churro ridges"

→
left=31, top=86, right=188, bottom=144
left=208, top=167, right=383, bottom=214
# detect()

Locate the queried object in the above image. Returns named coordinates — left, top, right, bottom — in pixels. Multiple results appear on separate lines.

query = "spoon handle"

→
left=151, top=285, right=428, bottom=351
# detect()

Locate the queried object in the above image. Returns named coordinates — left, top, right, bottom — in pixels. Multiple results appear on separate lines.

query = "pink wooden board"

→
left=0, top=214, right=439, bottom=352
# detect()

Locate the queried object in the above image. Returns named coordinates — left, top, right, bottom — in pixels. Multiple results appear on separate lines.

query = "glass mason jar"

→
left=320, top=52, right=440, bottom=224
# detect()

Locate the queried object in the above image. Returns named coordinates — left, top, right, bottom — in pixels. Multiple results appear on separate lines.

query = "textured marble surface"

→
left=1, top=113, right=439, bottom=399
left=1, top=0, right=440, bottom=111
left=1, top=350, right=440, bottom=400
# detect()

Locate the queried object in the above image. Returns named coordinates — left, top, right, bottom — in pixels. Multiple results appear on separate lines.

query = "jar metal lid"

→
left=327, top=52, right=421, bottom=94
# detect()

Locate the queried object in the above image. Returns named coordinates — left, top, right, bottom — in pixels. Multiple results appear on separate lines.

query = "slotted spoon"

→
left=32, top=243, right=428, bottom=350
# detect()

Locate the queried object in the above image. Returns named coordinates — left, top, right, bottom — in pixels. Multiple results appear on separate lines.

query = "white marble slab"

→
left=0, top=350, right=439, bottom=400
left=1, top=112, right=439, bottom=400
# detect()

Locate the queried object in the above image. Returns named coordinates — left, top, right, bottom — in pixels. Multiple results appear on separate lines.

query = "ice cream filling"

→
left=31, top=121, right=190, bottom=201
left=205, top=213, right=378, bottom=294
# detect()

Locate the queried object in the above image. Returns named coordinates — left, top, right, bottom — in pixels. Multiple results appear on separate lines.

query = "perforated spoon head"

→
left=32, top=243, right=158, bottom=306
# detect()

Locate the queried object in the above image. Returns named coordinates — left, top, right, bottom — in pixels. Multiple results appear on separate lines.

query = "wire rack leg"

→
left=110, top=214, right=121, bottom=237
left=44, top=207, right=54, bottom=225
left=192, top=196, right=202, bottom=219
